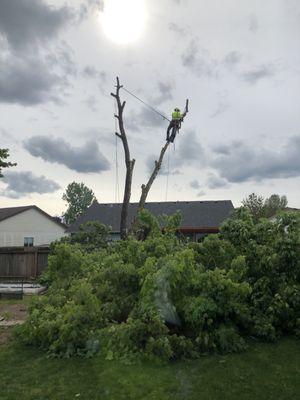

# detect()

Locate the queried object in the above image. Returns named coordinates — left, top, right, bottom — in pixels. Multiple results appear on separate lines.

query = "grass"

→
left=0, top=338, right=299, bottom=400
left=0, top=295, right=32, bottom=306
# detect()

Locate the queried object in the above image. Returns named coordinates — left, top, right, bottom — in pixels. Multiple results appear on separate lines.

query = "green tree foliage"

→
left=69, top=221, right=111, bottom=252
left=0, top=148, right=16, bottom=177
left=242, top=192, right=288, bottom=221
left=264, top=194, right=288, bottom=218
left=242, top=193, right=265, bottom=221
left=18, top=209, right=300, bottom=360
left=62, top=182, right=96, bottom=225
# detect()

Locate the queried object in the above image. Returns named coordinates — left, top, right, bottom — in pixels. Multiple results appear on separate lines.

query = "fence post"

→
left=34, top=248, right=38, bottom=278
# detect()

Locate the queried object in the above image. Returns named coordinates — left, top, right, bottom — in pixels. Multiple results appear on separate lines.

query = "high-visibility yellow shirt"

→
left=172, top=111, right=182, bottom=120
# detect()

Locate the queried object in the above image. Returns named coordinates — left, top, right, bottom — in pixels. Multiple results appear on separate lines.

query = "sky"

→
left=0, top=0, right=299, bottom=216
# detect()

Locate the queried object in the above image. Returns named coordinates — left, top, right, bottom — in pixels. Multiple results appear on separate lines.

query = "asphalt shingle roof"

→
left=67, top=200, right=234, bottom=233
left=0, top=206, right=33, bottom=222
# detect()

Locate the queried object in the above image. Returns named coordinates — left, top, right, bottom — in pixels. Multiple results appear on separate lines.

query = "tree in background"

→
left=242, top=192, right=288, bottom=221
left=0, top=148, right=16, bottom=177
left=264, top=194, right=288, bottom=217
left=69, top=221, right=111, bottom=252
left=242, top=193, right=265, bottom=222
left=62, top=182, right=96, bottom=225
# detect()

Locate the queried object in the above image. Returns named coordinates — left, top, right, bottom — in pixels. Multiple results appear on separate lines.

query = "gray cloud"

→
left=0, top=0, right=73, bottom=51
left=0, top=0, right=75, bottom=105
left=0, top=171, right=60, bottom=199
left=172, top=0, right=187, bottom=4
left=223, top=51, right=242, bottom=68
left=146, top=154, right=181, bottom=176
left=23, top=136, right=110, bottom=173
left=83, top=66, right=107, bottom=81
left=197, top=190, right=206, bottom=197
left=168, top=23, right=187, bottom=37
left=0, top=128, right=16, bottom=146
left=212, top=141, right=243, bottom=155
left=211, top=135, right=300, bottom=182
left=124, top=81, right=173, bottom=131
left=175, top=130, right=206, bottom=167
left=78, top=1, right=104, bottom=21
left=182, top=40, right=219, bottom=79
left=182, top=40, right=276, bottom=86
left=84, top=95, right=98, bottom=112
left=241, top=64, right=275, bottom=84
left=189, top=179, right=200, bottom=189
left=126, top=107, right=168, bottom=131
left=211, top=98, right=230, bottom=118
left=249, top=15, right=258, bottom=33
left=0, top=52, right=72, bottom=105
left=154, top=82, right=174, bottom=106
left=206, top=173, right=229, bottom=189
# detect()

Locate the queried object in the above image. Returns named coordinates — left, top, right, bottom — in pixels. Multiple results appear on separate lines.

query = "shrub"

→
left=18, top=210, right=300, bottom=360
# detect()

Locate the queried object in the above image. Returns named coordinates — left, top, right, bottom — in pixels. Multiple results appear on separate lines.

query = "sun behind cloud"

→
left=100, top=0, right=147, bottom=45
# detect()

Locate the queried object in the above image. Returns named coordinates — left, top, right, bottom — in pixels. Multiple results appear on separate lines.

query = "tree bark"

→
left=111, top=77, right=135, bottom=239
left=138, top=99, right=189, bottom=211
left=138, top=142, right=169, bottom=210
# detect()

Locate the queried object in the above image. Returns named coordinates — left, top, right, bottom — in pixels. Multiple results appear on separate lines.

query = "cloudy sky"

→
left=0, top=0, right=299, bottom=216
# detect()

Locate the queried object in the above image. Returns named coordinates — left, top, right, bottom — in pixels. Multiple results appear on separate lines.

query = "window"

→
left=24, top=237, right=34, bottom=247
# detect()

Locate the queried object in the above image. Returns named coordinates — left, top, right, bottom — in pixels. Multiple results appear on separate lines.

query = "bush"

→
left=18, top=210, right=300, bottom=360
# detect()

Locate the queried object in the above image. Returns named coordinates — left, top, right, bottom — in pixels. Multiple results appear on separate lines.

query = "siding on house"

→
left=0, top=208, right=66, bottom=247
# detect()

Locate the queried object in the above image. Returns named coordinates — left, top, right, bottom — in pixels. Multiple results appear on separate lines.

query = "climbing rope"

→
left=122, top=87, right=171, bottom=122
left=114, top=100, right=121, bottom=203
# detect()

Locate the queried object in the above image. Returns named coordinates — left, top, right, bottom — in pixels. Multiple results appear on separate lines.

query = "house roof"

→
left=0, top=205, right=66, bottom=229
left=285, top=207, right=300, bottom=213
left=67, top=200, right=234, bottom=233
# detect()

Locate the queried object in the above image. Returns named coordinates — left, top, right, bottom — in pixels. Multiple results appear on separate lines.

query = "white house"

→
left=0, top=205, right=66, bottom=247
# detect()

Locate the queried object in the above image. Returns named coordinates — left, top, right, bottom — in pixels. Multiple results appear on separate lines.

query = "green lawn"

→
left=0, top=338, right=299, bottom=400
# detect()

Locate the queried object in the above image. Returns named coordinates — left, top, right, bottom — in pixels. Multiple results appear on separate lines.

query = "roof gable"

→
left=0, top=206, right=66, bottom=229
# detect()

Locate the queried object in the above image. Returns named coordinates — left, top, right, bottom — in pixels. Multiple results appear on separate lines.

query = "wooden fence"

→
left=0, top=247, right=50, bottom=280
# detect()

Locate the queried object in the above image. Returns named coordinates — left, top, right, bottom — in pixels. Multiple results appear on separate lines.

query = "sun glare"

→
left=100, top=0, right=147, bottom=45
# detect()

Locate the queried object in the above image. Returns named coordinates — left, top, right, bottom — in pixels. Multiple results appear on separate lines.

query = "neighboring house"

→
left=67, top=200, right=234, bottom=241
left=0, top=205, right=66, bottom=247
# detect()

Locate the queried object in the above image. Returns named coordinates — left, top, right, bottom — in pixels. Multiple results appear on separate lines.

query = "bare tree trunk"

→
left=111, top=77, right=135, bottom=239
left=139, top=142, right=169, bottom=210
left=138, top=99, right=189, bottom=211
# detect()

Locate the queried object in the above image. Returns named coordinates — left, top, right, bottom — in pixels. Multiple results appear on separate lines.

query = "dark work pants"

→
left=166, top=120, right=181, bottom=141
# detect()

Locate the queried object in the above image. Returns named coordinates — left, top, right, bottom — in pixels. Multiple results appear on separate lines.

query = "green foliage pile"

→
left=18, top=209, right=300, bottom=360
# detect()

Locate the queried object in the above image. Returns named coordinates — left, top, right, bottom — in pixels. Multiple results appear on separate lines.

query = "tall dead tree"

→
left=138, top=99, right=189, bottom=210
left=111, top=77, right=135, bottom=239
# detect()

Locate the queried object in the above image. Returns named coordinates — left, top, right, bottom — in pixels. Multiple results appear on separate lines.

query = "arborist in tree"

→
left=166, top=107, right=183, bottom=143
